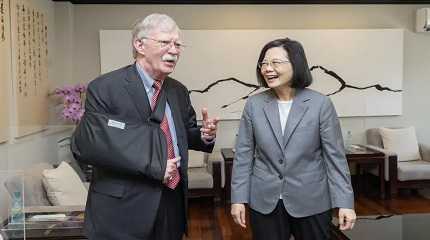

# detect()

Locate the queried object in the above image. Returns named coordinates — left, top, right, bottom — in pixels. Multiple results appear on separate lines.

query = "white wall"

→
left=69, top=4, right=430, bottom=148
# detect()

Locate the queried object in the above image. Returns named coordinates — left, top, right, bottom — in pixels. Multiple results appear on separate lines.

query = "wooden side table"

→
left=222, top=145, right=387, bottom=201
left=346, top=145, right=386, bottom=199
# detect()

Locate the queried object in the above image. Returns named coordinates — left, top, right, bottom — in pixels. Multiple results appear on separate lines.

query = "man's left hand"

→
left=338, top=208, right=356, bottom=230
left=200, top=108, right=219, bottom=141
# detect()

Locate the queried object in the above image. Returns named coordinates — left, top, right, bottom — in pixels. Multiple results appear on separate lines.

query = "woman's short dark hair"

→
left=256, top=38, right=313, bottom=89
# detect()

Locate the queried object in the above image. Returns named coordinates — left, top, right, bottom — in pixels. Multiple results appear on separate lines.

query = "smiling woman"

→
left=258, top=48, right=294, bottom=96
left=231, top=38, right=356, bottom=240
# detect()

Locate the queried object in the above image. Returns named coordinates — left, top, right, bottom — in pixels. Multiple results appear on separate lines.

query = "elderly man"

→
left=71, top=13, right=219, bottom=240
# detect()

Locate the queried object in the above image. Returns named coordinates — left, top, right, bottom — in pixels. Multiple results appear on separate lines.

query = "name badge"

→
left=107, top=119, right=125, bottom=130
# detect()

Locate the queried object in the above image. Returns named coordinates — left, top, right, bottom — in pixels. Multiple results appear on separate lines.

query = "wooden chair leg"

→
left=388, top=155, right=398, bottom=198
left=212, top=161, right=222, bottom=206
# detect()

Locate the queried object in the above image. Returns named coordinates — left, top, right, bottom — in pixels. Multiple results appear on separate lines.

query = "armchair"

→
left=365, top=127, right=430, bottom=198
left=187, top=150, right=225, bottom=205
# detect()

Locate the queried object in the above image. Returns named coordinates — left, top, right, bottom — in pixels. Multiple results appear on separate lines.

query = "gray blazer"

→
left=231, top=88, right=354, bottom=217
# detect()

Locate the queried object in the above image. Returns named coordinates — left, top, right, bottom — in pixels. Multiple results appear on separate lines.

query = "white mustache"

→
left=162, top=54, right=178, bottom=62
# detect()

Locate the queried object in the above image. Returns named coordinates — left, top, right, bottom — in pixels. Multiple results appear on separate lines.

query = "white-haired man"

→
left=72, top=13, right=219, bottom=240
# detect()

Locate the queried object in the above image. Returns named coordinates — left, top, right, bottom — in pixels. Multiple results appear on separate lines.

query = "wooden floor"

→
left=186, top=191, right=430, bottom=240
left=187, top=198, right=252, bottom=240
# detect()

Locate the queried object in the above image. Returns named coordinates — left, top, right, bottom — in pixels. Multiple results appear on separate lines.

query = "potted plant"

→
left=53, top=84, right=91, bottom=180
left=54, top=83, right=86, bottom=124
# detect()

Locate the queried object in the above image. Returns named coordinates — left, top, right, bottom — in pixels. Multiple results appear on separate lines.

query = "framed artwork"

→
left=10, top=0, right=49, bottom=137
left=0, top=0, right=10, bottom=143
left=100, top=29, right=403, bottom=119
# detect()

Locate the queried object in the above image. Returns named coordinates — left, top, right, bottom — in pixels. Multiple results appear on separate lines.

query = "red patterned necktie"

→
left=151, top=81, right=180, bottom=189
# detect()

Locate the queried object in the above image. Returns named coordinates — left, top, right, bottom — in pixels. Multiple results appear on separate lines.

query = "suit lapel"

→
left=164, top=78, right=185, bottom=140
left=283, top=89, right=310, bottom=149
left=123, top=64, right=152, bottom=122
left=263, top=92, right=284, bottom=151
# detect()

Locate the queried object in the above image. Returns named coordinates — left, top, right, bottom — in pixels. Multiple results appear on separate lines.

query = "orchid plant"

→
left=54, top=83, right=86, bottom=124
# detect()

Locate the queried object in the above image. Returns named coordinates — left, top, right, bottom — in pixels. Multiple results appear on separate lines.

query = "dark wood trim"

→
left=51, top=0, right=430, bottom=4
left=388, top=154, right=398, bottom=197
left=220, top=148, right=234, bottom=204
left=346, top=146, right=386, bottom=199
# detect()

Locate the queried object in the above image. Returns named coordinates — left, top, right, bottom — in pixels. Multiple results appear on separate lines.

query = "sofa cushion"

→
left=188, top=168, right=213, bottom=189
left=188, top=150, right=206, bottom=168
left=366, top=128, right=383, bottom=147
left=67, top=159, right=88, bottom=182
left=42, top=161, right=87, bottom=206
left=398, top=160, right=430, bottom=181
left=4, top=163, right=53, bottom=207
left=379, top=127, right=421, bottom=162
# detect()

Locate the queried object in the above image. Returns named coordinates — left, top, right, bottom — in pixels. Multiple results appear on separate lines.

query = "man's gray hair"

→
left=131, top=13, right=180, bottom=59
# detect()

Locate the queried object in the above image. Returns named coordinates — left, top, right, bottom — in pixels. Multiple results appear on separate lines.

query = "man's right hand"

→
left=231, top=203, right=246, bottom=228
left=163, top=157, right=181, bottom=183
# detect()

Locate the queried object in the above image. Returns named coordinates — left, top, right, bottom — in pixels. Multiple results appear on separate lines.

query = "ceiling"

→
left=51, top=0, right=430, bottom=4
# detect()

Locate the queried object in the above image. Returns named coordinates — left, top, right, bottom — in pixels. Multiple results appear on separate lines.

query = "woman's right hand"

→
left=231, top=203, right=246, bottom=228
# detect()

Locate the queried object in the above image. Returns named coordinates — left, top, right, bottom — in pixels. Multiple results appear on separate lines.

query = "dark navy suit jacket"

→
left=71, top=64, right=213, bottom=239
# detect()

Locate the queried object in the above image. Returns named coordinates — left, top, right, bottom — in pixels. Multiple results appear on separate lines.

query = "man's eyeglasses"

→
left=258, top=59, right=290, bottom=69
left=141, top=37, right=186, bottom=50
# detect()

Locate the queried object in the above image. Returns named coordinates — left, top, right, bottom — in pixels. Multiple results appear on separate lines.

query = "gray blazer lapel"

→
left=283, top=89, right=310, bottom=148
left=263, top=93, right=284, bottom=151
left=123, top=65, right=152, bottom=122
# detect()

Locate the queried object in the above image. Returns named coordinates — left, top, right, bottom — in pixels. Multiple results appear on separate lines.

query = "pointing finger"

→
left=201, top=108, right=208, bottom=122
